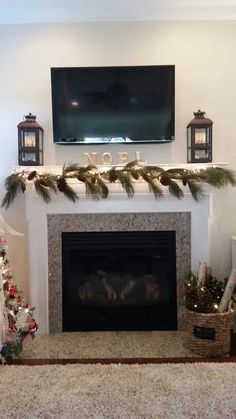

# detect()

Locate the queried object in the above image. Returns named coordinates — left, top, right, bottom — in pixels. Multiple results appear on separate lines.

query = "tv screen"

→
left=51, top=65, right=175, bottom=144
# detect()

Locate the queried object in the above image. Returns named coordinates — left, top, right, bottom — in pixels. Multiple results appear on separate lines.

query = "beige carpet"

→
left=0, top=363, right=235, bottom=418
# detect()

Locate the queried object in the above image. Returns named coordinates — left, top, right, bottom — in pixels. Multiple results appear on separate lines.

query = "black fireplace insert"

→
left=62, top=230, right=177, bottom=331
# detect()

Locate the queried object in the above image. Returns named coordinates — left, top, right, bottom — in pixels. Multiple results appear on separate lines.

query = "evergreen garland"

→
left=1, top=161, right=236, bottom=209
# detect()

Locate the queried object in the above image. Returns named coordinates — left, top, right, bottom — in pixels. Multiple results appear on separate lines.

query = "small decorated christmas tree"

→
left=0, top=235, right=38, bottom=361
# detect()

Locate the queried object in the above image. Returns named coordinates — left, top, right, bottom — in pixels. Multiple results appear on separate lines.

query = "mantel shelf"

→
left=12, top=162, right=229, bottom=175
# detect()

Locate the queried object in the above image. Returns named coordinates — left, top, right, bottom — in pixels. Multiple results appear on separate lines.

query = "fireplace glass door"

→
left=62, top=231, right=177, bottom=331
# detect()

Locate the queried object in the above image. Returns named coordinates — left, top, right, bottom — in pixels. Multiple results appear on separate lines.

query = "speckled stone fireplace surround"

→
left=48, top=212, right=191, bottom=333
left=25, top=184, right=211, bottom=334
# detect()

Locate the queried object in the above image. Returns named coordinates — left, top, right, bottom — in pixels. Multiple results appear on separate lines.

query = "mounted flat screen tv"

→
left=51, top=65, right=175, bottom=144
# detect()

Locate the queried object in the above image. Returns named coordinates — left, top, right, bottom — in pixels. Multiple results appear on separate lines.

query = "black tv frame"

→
left=51, top=65, right=175, bottom=145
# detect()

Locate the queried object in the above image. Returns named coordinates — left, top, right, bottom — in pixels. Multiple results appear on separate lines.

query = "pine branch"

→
left=34, top=179, right=52, bottom=203
left=116, top=171, right=135, bottom=197
left=61, top=183, right=78, bottom=202
left=96, top=177, right=109, bottom=199
left=168, top=180, right=184, bottom=199
left=1, top=190, right=17, bottom=210
left=166, top=168, right=191, bottom=181
left=201, top=167, right=236, bottom=188
left=187, top=180, right=205, bottom=202
left=84, top=179, right=100, bottom=200
left=56, top=177, right=78, bottom=202
left=40, top=175, right=58, bottom=193
left=122, top=160, right=142, bottom=180
left=143, top=165, right=164, bottom=178
left=77, top=171, right=109, bottom=199
left=4, top=173, right=20, bottom=189
left=123, top=160, right=140, bottom=169
left=142, top=172, right=163, bottom=198
left=1, top=174, right=23, bottom=209
left=62, top=162, right=81, bottom=176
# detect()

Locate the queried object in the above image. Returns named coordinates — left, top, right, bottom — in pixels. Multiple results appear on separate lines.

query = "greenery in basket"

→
left=184, top=272, right=226, bottom=313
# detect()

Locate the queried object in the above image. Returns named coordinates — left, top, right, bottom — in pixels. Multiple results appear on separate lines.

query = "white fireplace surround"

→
left=24, top=180, right=212, bottom=334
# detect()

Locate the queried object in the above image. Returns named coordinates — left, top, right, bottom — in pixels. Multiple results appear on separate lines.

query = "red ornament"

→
left=16, top=295, right=22, bottom=303
left=28, top=319, right=38, bottom=333
left=7, top=284, right=17, bottom=297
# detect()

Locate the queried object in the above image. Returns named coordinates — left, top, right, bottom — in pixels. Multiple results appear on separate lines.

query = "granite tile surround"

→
left=48, top=212, right=191, bottom=333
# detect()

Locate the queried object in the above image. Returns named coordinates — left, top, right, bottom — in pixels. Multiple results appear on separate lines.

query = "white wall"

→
left=1, top=21, right=236, bottom=296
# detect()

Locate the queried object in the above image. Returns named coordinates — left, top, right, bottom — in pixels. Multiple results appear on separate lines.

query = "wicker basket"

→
left=185, top=309, right=231, bottom=356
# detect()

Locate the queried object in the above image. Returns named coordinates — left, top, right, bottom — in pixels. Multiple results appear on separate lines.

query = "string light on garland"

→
left=1, top=161, right=236, bottom=209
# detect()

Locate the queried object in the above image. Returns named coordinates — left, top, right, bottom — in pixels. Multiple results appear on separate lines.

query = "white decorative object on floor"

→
left=232, top=236, right=236, bottom=269
left=219, top=268, right=236, bottom=312
left=197, top=262, right=207, bottom=286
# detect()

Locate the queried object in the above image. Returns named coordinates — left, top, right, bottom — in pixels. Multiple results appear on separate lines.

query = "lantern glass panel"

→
left=187, top=128, right=191, bottom=147
left=187, top=147, right=191, bottom=162
left=21, top=152, right=37, bottom=163
left=39, top=151, right=43, bottom=165
left=194, top=148, right=210, bottom=161
left=194, top=128, right=206, bottom=144
left=206, top=128, right=210, bottom=144
left=39, top=130, right=43, bottom=149
left=25, top=131, right=36, bottom=147
left=21, top=131, right=36, bottom=147
left=20, top=131, right=25, bottom=147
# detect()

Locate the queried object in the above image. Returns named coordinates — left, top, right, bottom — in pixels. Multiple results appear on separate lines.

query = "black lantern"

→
left=187, top=110, right=213, bottom=163
left=18, top=113, right=43, bottom=166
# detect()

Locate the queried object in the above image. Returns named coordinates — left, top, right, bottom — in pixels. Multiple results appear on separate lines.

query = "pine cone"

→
left=198, top=288, right=216, bottom=313
left=130, top=170, right=139, bottom=180
left=160, top=176, right=170, bottom=186
left=27, top=171, right=37, bottom=181
left=57, top=177, right=67, bottom=192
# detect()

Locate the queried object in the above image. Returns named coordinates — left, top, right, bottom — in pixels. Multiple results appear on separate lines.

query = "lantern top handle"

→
left=24, top=112, right=36, bottom=122
left=194, top=109, right=206, bottom=119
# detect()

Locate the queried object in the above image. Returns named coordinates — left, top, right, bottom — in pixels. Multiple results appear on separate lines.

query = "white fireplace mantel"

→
left=24, top=181, right=213, bottom=333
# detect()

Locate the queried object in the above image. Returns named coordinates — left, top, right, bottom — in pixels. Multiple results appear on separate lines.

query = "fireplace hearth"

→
left=62, top=231, right=177, bottom=331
